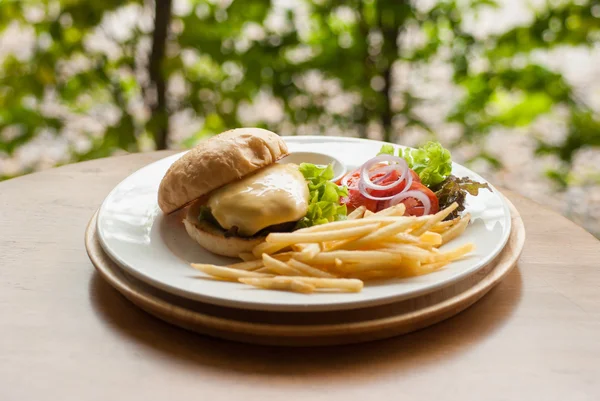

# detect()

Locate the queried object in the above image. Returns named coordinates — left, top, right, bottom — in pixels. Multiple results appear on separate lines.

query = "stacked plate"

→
left=86, top=136, right=524, bottom=346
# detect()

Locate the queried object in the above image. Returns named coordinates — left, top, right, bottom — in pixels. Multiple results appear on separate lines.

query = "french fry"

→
left=346, top=268, right=418, bottom=281
left=379, top=243, right=432, bottom=260
left=292, top=218, right=383, bottom=233
left=368, top=216, right=422, bottom=223
left=292, top=243, right=321, bottom=252
left=265, top=223, right=380, bottom=245
left=425, top=243, right=475, bottom=263
left=295, top=250, right=403, bottom=264
left=387, top=232, right=420, bottom=244
left=411, top=202, right=459, bottom=236
left=190, top=263, right=272, bottom=281
left=240, top=276, right=363, bottom=292
left=347, top=206, right=366, bottom=220
left=367, top=203, right=406, bottom=217
left=419, top=231, right=443, bottom=246
left=416, top=261, right=450, bottom=275
left=288, top=258, right=336, bottom=278
left=346, top=271, right=401, bottom=281
left=363, top=210, right=374, bottom=217
left=319, top=216, right=416, bottom=228
left=252, top=241, right=289, bottom=257
left=321, top=240, right=347, bottom=252
left=282, top=277, right=364, bottom=292
left=239, top=277, right=316, bottom=294
left=291, top=243, right=306, bottom=252
left=227, top=259, right=264, bottom=271
left=430, top=217, right=460, bottom=233
left=262, top=254, right=304, bottom=276
left=288, top=280, right=317, bottom=293
left=321, top=239, right=344, bottom=251
left=415, top=243, right=436, bottom=251
left=437, top=217, right=460, bottom=227
left=338, top=258, right=421, bottom=273
left=441, top=214, right=471, bottom=244
left=238, top=252, right=259, bottom=262
left=300, top=243, right=321, bottom=258
left=271, top=252, right=294, bottom=261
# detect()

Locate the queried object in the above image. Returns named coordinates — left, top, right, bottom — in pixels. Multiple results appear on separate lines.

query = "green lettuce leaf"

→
left=378, top=144, right=395, bottom=156
left=430, top=175, right=492, bottom=220
left=296, top=163, right=348, bottom=229
left=378, top=141, right=453, bottom=186
left=398, top=141, right=452, bottom=187
left=197, top=205, right=219, bottom=225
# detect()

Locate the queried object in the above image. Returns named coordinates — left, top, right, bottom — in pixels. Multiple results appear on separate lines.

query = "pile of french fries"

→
left=191, top=202, right=474, bottom=294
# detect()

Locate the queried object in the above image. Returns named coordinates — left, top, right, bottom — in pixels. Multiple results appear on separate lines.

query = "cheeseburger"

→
left=157, top=128, right=311, bottom=257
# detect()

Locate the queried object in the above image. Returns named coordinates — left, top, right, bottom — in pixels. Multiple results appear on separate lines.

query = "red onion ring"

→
left=356, top=172, right=414, bottom=201
left=386, top=190, right=432, bottom=215
left=372, top=165, right=397, bottom=184
left=342, top=164, right=392, bottom=189
left=357, top=180, right=396, bottom=200
left=359, top=155, right=410, bottom=191
left=370, top=165, right=414, bottom=190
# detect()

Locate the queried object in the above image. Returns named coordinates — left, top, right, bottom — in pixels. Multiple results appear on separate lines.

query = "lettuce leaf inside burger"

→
left=157, top=128, right=347, bottom=258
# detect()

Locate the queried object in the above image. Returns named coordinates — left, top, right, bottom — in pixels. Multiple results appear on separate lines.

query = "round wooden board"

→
left=85, top=198, right=525, bottom=347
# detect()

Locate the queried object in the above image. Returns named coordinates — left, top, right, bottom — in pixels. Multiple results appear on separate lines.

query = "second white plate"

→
left=96, top=136, right=511, bottom=312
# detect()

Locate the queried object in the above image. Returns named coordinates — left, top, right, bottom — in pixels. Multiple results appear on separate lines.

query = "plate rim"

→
left=96, top=135, right=512, bottom=312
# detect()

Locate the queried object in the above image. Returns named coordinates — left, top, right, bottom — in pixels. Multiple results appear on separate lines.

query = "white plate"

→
left=96, top=136, right=511, bottom=312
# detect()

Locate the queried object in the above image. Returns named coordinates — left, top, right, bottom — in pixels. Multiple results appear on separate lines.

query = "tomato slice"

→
left=369, top=170, right=407, bottom=198
left=400, top=181, right=439, bottom=216
left=400, top=197, right=422, bottom=216
left=339, top=169, right=388, bottom=212
left=342, top=188, right=378, bottom=212
left=410, top=170, right=421, bottom=183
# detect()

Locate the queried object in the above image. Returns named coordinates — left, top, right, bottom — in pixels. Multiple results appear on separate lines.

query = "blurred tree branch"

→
left=148, top=0, right=172, bottom=150
left=378, top=2, right=401, bottom=142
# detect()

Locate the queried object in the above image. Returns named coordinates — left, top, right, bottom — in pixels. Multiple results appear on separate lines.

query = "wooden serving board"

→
left=85, top=198, right=525, bottom=347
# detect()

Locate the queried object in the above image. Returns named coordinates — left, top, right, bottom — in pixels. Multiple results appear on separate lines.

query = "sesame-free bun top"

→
left=158, top=128, right=288, bottom=214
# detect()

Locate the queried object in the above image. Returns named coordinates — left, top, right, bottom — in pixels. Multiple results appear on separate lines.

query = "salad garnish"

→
left=431, top=176, right=490, bottom=220
left=339, top=141, right=490, bottom=219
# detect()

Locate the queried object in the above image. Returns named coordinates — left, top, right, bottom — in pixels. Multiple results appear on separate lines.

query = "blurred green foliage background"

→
left=0, top=0, right=599, bottom=234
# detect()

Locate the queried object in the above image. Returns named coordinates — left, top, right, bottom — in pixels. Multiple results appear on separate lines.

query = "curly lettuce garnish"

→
left=296, top=163, right=348, bottom=229
left=400, top=142, right=452, bottom=187
left=379, top=141, right=452, bottom=187
left=430, top=176, right=491, bottom=220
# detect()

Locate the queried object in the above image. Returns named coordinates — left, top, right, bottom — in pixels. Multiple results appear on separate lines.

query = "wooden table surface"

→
left=1, top=151, right=600, bottom=401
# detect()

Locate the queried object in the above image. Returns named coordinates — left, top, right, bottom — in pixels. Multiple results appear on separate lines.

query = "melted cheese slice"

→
left=207, top=163, right=309, bottom=236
